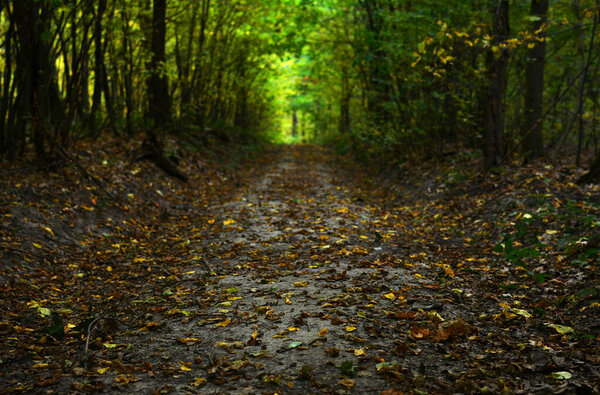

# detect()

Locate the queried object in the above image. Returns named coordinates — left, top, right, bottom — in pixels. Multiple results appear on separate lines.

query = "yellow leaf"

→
left=581, top=302, right=600, bottom=312
left=216, top=319, right=231, bottom=327
left=294, top=281, right=308, bottom=287
left=223, top=219, right=235, bottom=226
left=285, top=297, right=291, bottom=305
left=32, top=363, right=49, bottom=369
left=288, top=327, right=300, bottom=332
left=42, top=226, right=55, bottom=237
left=207, top=219, right=215, bottom=224
left=180, top=364, right=191, bottom=372
left=318, top=328, right=327, bottom=337
left=178, top=338, right=199, bottom=344
left=547, top=323, right=574, bottom=334
left=192, top=377, right=206, bottom=387
left=444, top=266, right=455, bottom=278
left=383, top=293, right=395, bottom=300
left=97, top=367, right=110, bottom=374
left=346, top=325, right=357, bottom=332
left=354, top=348, right=366, bottom=356
left=33, top=242, right=43, bottom=249
left=545, top=230, right=559, bottom=235
left=503, top=310, right=517, bottom=319
left=336, top=207, right=349, bottom=214
left=106, top=266, right=112, bottom=272
left=217, top=342, right=243, bottom=348
left=512, top=308, right=531, bottom=318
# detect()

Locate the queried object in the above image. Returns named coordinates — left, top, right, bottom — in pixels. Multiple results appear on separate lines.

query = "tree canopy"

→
left=0, top=0, right=599, bottom=171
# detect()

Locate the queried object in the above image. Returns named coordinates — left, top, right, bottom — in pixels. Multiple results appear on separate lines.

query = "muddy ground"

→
left=1, top=144, right=599, bottom=394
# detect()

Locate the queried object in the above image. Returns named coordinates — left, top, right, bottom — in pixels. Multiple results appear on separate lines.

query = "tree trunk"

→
left=147, top=0, right=171, bottom=130
left=521, top=0, right=548, bottom=159
left=292, top=110, right=298, bottom=137
left=144, top=0, right=187, bottom=182
left=0, top=11, right=14, bottom=156
left=360, top=0, right=391, bottom=125
left=13, top=1, right=62, bottom=160
left=338, top=66, right=351, bottom=135
left=483, top=0, right=510, bottom=169
left=90, top=0, right=116, bottom=136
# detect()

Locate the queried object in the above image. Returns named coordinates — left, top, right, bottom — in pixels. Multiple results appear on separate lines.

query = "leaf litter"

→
left=0, top=142, right=599, bottom=393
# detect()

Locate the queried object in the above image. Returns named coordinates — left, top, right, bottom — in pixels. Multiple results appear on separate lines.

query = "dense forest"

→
left=1, top=1, right=600, bottom=393
left=1, top=0, right=599, bottom=171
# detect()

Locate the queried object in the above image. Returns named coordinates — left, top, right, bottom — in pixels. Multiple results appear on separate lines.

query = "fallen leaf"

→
left=42, top=226, right=55, bottom=237
left=178, top=338, right=199, bottom=344
left=216, top=319, right=231, bottom=327
left=551, top=371, right=572, bottom=380
left=512, top=308, right=531, bottom=318
left=340, top=360, right=355, bottom=376
left=354, top=348, right=366, bottom=356
left=383, top=293, right=395, bottom=300
left=338, top=378, right=355, bottom=389
left=180, top=361, right=192, bottom=371
left=547, top=323, right=574, bottom=334
left=287, top=341, right=303, bottom=348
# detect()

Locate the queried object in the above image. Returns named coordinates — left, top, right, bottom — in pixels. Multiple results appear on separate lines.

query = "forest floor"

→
left=0, top=141, right=599, bottom=394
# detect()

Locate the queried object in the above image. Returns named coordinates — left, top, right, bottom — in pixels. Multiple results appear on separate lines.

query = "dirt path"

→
left=118, top=145, right=423, bottom=393
left=2, top=145, right=598, bottom=394
left=98, top=146, right=477, bottom=393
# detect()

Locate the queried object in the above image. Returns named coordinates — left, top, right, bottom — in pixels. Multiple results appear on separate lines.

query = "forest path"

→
left=114, top=145, right=469, bottom=393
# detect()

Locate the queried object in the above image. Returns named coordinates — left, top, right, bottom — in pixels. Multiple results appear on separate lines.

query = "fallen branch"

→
left=138, top=137, right=189, bottom=182
left=57, top=145, right=120, bottom=205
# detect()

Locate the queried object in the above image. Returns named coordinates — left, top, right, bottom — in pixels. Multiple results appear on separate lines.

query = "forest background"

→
left=0, top=0, right=599, bottom=176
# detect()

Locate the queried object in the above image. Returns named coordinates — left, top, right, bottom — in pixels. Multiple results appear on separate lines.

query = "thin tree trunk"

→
left=576, top=0, right=598, bottom=165
left=522, top=0, right=548, bottom=159
left=121, top=2, right=135, bottom=137
left=147, top=0, right=171, bottom=130
left=483, top=0, right=510, bottom=169
left=0, top=11, right=14, bottom=156
left=339, top=65, right=351, bottom=135
left=90, top=0, right=107, bottom=135
left=144, top=0, right=187, bottom=182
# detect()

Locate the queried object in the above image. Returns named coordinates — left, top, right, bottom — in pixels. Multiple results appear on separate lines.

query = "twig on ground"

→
left=1, top=245, right=49, bottom=261
left=57, top=145, right=120, bottom=205
left=84, top=316, right=103, bottom=368
left=202, top=255, right=215, bottom=274
left=152, top=264, right=173, bottom=276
